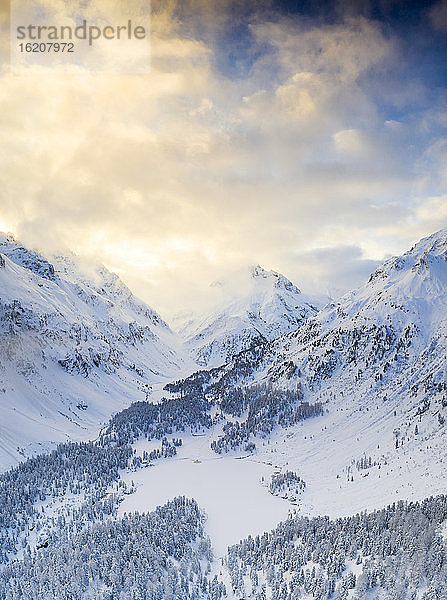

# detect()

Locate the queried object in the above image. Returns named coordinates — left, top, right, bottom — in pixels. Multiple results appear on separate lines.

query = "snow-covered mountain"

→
left=174, top=265, right=324, bottom=368
left=4, top=230, right=447, bottom=600
left=0, top=232, right=194, bottom=470
left=171, top=229, right=447, bottom=515
left=256, top=228, right=447, bottom=400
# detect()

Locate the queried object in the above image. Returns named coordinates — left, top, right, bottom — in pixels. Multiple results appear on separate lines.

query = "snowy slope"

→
left=0, top=233, right=195, bottom=471
left=174, top=265, right=323, bottom=368
left=199, top=229, right=447, bottom=411
left=4, top=230, right=447, bottom=600
left=159, top=230, right=447, bottom=530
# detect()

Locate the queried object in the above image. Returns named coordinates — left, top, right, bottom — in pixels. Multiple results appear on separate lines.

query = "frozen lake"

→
left=118, top=434, right=291, bottom=557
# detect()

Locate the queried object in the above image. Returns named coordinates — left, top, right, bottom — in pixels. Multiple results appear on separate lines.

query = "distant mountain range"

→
left=2, top=227, right=447, bottom=491
left=0, top=233, right=323, bottom=470
left=3, top=229, right=447, bottom=600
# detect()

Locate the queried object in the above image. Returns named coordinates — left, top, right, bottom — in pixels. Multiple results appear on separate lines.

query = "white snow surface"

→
left=201, top=230, right=447, bottom=488
left=118, top=398, right=447, bottom=566
left=4, top=228, right=447, bottom=579
left=0, top=233, right=196, bottom=471
left=118, top=228, right=447, bottom=557
left=119, top=433, right=291, bottom=557
left=173, top=265, right=324, bottom=368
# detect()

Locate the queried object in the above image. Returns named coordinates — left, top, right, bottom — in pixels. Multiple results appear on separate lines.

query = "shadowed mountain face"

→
left=0, top=233, right=194, bottom=470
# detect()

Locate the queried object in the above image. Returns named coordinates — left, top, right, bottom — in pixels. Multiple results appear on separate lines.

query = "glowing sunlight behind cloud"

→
left=1, top=0, right=447, bottom=317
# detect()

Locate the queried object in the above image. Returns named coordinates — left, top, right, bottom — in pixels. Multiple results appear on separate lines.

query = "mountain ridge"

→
left=166, top=228, right=447, bottom=518
left=0, top=232, right=195, bottom=471
left=174, top=264, right=325, bottom=368
left=2, top=230, right=447, bottom=600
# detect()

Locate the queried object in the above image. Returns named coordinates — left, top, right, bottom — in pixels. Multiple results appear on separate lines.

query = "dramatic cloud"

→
left=289, top=245, right=382, bottom=299
left=0, top=1, right=446, bottom=317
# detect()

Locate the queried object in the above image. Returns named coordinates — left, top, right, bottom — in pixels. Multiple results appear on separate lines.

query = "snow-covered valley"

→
left=2, top=229, right=447, bottom=599
left=118, top=434, right=291, bottom=558
left=116, top=390, right=447, bottom=565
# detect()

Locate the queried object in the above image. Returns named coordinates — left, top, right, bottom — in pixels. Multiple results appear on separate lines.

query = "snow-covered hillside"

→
left=169, top=229, right=447, bottom=518
left=0, top=233, right=195, bottom=471
left=3, top=230, right=447, bottom=600
left=174, top=265, right=323, bottom=368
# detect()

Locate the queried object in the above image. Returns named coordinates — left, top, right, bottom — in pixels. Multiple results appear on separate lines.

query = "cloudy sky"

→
left=1, top=0, right=447, bottom=317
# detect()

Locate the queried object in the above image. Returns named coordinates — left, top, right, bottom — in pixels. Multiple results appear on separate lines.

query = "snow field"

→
left=118, top=433, right=291, bottom=557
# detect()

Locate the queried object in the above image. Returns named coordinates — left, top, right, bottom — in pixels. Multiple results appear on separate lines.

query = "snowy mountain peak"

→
left=409, top=227, right=447, bottom=256
left=406, top=228, right=447, bottom=278
left=249, top=264, right=278, bottom=282
left=250, top=264, right=302, bottom=295
left=250, top=264, right=268, bottom=278
left=0, top=231, right=17, bottom=244
left=0, top=231, right=56, bottom=281
left=168, top=230, right=447, bottom=539
left=175, top=265, right=323, bottom=368
left=0, top=233, right=194, bottom=470
left=370, top=228, right=447, bottom=285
